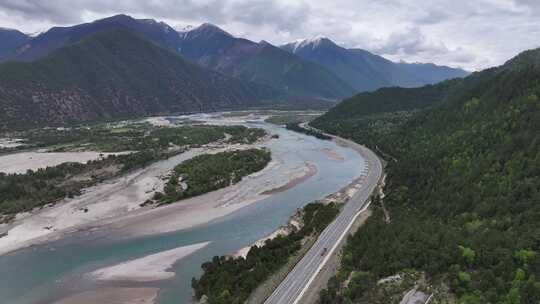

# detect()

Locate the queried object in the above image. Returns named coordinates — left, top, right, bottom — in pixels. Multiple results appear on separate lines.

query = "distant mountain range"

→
left=0, top=29, right=276, bottom=129
left=313, top=45, right=540, bottom=124
left=311, top=45, right=540, bottom=304
left=0, top=14, right=470, bottom=129
left=280, top=37, right=468, bottom=91
left=176, top=23, right=355, bottom=99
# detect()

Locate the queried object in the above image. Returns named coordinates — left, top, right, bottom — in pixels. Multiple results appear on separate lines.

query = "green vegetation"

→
left=285, top=122, right=331, bottom=140
left=0, top=125, right=267, bottom=218
left=312, top=48, right=540, bottom=303
left=156, top=149, right=271, bottom=204
left=0, top=29, right=275, bottom=130
left=225, top=127, right=267, bottom=144
left=0, top=151, right=161, bottom=217
left=1, top=124, right=265, bottom=153
left=264, top=112, right=321, bottom=125
left=192, top=202, right=340, bottom=304
left=312, top=110, right=415, bottom=155
left=318, top=79, right=459, bottom=122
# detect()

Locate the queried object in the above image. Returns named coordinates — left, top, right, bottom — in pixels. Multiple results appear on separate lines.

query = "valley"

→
left=0, top=5, right=538, bottom=304
left=0, top=112, right=368, bottom=304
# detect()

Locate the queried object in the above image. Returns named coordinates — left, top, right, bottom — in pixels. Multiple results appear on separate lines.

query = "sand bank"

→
left=0, top=148, right=214, bottom=255
left=234, top=213, right=302, bottom=258
left=0, top=151, right=127, bottom=174
left=54, top=287, right=158, bottom=304
left=144, top=116, right=174, bottom=127
left=0, top=135, right=315, bottom=256
left=106, top=156, right=313, bottom=238
left=91, top=242, right=210, bottom=282
left=320, top=147, right=345, bottom=161
left=261, top=162, right=317, bottom=195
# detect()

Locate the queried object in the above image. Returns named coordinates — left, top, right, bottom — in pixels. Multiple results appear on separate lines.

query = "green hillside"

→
left=0, top=28, right=275, bottom=129
left=235, top=43, right=356, bottom=99
left=316, top=79, right=457, bottom=123
left=313, top=48, right=540, bottom=303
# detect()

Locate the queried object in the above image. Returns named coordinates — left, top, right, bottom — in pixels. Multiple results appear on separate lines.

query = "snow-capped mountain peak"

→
left=288, top=36, right=336, bottom=53
left=177, top=22, right=233, bottom=39
left=175, top=25, right=195, bottom=33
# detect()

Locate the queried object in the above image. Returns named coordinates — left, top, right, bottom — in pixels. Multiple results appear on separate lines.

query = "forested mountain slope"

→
left=0, top=29, right=275, bottom=130
left=177, top=24, right=356, bottom=99
left=312, top=48, right=540, bottom=303
left=281, top=37, right=468, bottom=92
left=318, top=78, right=460, bottom=122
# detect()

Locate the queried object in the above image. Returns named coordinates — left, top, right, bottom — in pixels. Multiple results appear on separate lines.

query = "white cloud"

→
left=0, top=0, right=538, bottom=70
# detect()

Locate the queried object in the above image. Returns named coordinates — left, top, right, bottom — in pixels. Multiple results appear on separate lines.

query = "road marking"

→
left=292, top=197, right=373, bottom=304
left=265, top=127, right=382, bottom=304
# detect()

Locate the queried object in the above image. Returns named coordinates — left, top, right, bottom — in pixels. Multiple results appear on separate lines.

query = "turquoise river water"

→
left=0, top=119, right=365, bottom=304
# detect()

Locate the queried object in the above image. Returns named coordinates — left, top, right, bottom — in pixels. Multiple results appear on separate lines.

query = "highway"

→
left=264, top=128, right=383, bottom=304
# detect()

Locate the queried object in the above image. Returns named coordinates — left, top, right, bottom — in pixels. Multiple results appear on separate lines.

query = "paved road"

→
left=264, top=129, right=383, bottom=304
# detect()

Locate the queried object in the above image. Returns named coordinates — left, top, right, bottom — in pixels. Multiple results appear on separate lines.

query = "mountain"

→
left=317, top=79, right=461, bottom=122
left=4, top=14, right=181, bottom=61
left=177, top=24, right=356, bottom=99
left=280, top=37, right=469, bottom=91
left=395, top=61, right=472, bottom=85
left=0, top=28, right=29, bottom=60
left=312, top=48, right=540, bottom=303
left=0, top=29, right=276, bottom=129
left=5, top=15, right=355, bottom=99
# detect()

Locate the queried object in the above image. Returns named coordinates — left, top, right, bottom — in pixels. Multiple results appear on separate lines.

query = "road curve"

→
left=264, top=127, right=383, bottom=304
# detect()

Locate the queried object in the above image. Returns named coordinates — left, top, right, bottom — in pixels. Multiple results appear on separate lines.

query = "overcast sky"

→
left=0, top=0, right=538, bottom=71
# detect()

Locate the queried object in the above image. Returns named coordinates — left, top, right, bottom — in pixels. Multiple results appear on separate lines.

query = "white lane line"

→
left=292, top=166, right=379, bottom=303
left=265, top=133, right=382, bottom=304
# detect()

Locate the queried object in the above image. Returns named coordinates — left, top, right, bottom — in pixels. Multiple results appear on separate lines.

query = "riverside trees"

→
left=312, top=49, right=540, bottom=303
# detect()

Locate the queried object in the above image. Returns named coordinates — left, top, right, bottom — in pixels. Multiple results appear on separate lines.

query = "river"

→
left=0, top=114, right=365, bottom=304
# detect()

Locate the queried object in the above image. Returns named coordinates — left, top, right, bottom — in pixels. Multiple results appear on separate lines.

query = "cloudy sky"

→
left=0, top=0, right=538, bottom=71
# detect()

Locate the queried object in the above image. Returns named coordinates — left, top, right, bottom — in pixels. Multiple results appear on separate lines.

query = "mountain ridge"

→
left=6, top=14, right=181, bottom=61
left=1, top=15, right=469, bottom=100
left=0, top=28, right=277, bottom=129
left=176, top=23, right=356, bottom=99
left=280, top=37, right=469, bottom=91
left=312, top=46, right=540, bottom=304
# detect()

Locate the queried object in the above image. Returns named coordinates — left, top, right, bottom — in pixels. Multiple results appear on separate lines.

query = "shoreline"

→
left=53, top=287, right=159, bottom=304
left=0, top=144, right=258, bottom=255
left=0, top=133, right=318, bottom=256
left=0, top=114, right=372, bottom=304
left=0, top=150, right=131, bottom=174
left=261, top=162, right=317, bottom=195
left=232, top=149, right=368, bottom=259
left=90, top=241, right=211, bottom=282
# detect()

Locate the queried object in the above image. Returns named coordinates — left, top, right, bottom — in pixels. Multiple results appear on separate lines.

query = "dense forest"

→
left=285, top=122, right=331, bottom=140
left=318, top=78, right=459, bottom=121
left=192, top=202, right=340, bottom=304
left=312, top=48, right=540, bottom=303
left=156, top=148, right=271, bottom=204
